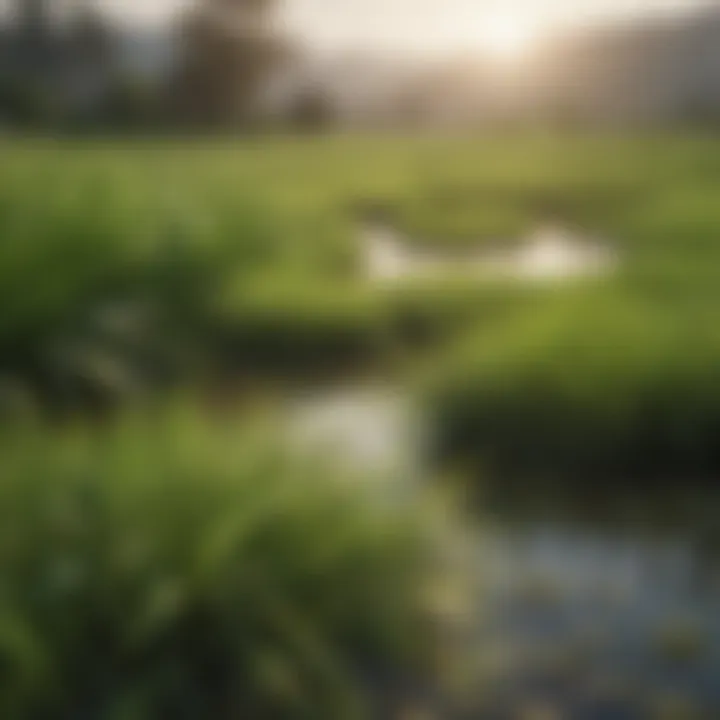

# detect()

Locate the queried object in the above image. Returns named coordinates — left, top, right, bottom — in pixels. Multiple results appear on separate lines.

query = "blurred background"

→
left=2, top=1, right=720, bottom=718
left=4, top=0, right=720, bottom=131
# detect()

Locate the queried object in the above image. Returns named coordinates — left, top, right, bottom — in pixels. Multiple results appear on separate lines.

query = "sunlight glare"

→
left=480, top=12, right=538, bottom=61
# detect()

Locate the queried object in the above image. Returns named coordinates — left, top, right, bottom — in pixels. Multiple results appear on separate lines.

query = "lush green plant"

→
left=425, top=291, right=720, bottom=480
left=0, top=165, right=283, bottom=409
left=214, top=279, right=388, bottom=376
left=0, top=409, right=444, bottom=719
left=3, top=134, right=720, bottom=410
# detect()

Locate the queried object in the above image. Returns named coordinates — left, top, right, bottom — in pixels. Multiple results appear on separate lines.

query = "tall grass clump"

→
left=214, top=279, right=390, bottom=376
left=0, top=409, right=448, bottom=719
left=0, top=168, right=283, bottom=411
left=425, top=292, right=720, bottom=481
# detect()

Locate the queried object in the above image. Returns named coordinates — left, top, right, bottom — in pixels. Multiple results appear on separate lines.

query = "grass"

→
left=0, top=407, right=450, bottom=719
left=424, top=288, right=720, bottom=480
left=4, top=132, right=720, bottom=714
left=3, top=133, right=718, bottom=402
left=5, top=133, right=720, bottom=474
left=3, top=139, right=720, bottom=403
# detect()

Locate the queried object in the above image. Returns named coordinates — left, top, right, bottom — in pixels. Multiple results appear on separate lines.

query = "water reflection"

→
left=360, top=221, right=618, bottom=284
left=285, top=384, right=420, bottom=472
left=285, top=386, right=720, bottom=716
left=474, top=478, right=720, bottom=718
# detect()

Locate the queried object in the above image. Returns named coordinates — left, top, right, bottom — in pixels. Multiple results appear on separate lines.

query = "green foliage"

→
left=0, top=410, right=439, bottom=718
left=216, top=279, right=388, bottom=375
left=0, top=75, right=59, bottom=127
left=4, top=134, right=720, bottom=426
left=0, top=157, right=286, bottom=409
left=2, top=132, right=720, bottom=716
left=425, top=290, right=720, bottom=480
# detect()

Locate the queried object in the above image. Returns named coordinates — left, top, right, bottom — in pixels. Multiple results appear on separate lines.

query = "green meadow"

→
left=3, top=133, right=720, bottom=400
left=3, top=133, right=720, bottom=715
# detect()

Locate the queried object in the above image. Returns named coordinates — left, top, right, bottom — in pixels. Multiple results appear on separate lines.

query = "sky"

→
left=279, top=0, right=712, bottom=54
left=4, top=0, right=715, bottom=56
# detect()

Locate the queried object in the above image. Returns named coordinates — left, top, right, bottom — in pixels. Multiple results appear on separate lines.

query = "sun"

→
left=480, top=13, right=538, bottom=60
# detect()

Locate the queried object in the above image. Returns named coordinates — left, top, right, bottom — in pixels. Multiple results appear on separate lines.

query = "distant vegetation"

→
left=0, top=0, right=291, bottom=131
left=4, top=1, right=720, bottom=132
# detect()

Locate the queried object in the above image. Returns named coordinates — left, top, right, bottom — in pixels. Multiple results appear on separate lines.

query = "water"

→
left=472, top=520, right=720, bottom=717
left=360, top=221, right=618, bottom=284
left=285, top=387, right=720, bottom=717
left=284, top=384, right=424, bottom=484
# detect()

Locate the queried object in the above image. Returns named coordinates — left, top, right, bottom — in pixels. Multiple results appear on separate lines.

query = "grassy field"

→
left=3, top=133, right=720, bottom=405
left=3, top=133, right=720, bottom=715
left=5, top=133, right=720, bottom=474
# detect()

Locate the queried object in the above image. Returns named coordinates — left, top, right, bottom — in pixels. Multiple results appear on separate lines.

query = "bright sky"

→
left=279, top=0, right=710, bottom=55
left=12, top=0, right=716, bottom=56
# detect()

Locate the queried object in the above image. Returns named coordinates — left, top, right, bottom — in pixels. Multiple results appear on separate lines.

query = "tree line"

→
left=0, top=0, right=330, bottom=131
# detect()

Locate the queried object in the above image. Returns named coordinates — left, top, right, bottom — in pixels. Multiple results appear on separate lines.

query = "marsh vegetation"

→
left=3, top=134, right=720, bottom=717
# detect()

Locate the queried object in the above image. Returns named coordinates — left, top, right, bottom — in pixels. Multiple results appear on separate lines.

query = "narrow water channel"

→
left=287, top=386, right=720, bottom=718
left=359, top=222, right=618, bottom=284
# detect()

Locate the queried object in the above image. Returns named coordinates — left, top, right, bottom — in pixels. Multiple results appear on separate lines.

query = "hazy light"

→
left=479, top=12, right=540, bottom=61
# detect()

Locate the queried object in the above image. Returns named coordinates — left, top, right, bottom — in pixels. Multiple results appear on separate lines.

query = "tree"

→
left=0, top=0, right=119, bottom=129
left=102, top=73, right=163, bottom=130
left=62, top=0, right=117, bottom=126
left=0, top=0, right=58, bottom=125
left=171, top=0, right=286, bottom=128
left=288, top=86, right=335, bottom=131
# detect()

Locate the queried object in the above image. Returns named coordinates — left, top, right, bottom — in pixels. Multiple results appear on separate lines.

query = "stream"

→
left=359, top=222, right=618, bottom=284
left=287, top=385, right=720, bottom=718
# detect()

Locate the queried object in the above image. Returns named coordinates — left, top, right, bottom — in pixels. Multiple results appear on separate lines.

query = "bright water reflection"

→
left=286, top=386, right=720, bottom=717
